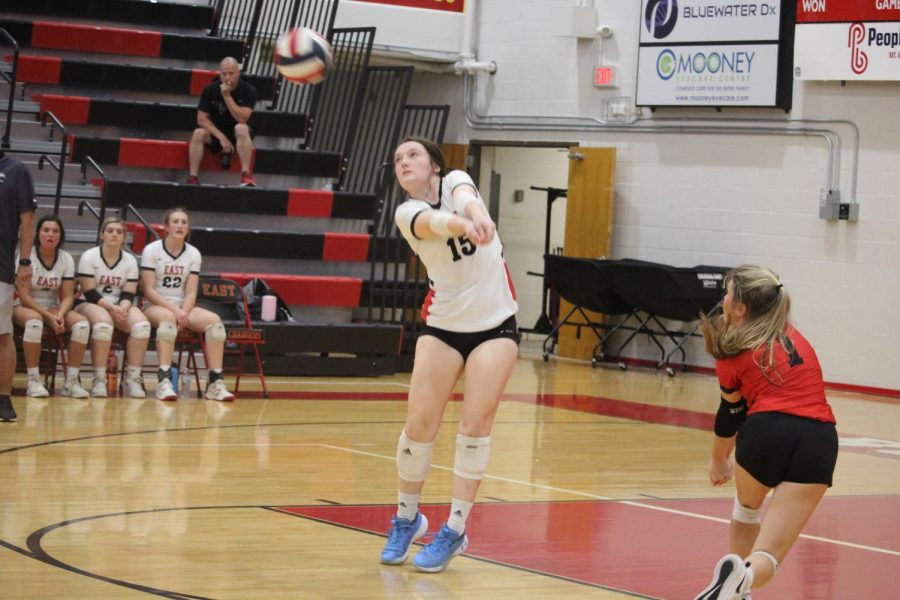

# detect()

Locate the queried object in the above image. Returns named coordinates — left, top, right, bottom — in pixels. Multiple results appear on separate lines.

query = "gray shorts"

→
left=0, top=282, right=13, bottom=335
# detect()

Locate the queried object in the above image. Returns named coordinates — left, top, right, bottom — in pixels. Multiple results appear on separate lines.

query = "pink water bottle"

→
left=261, top=295, right=277, bottom=322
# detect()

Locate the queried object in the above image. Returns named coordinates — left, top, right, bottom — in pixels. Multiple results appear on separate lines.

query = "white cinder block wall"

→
left=393, top=1, right=899, bottom=391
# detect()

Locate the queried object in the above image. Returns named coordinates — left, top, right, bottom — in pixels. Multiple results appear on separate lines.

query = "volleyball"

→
left=273, top=27, right=333, bottom=85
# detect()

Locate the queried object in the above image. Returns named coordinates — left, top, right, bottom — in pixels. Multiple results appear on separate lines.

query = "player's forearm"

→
left=18, top=211, right=35, bottom=259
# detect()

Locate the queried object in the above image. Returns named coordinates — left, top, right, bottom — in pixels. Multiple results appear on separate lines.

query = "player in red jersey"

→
left=694, top=265, right=838, bottom=600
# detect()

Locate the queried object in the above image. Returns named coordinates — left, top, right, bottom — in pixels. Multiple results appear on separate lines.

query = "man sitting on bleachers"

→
left=188, top=57, right=257, bottom=188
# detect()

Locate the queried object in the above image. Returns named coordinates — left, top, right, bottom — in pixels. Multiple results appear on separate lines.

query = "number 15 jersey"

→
left=395, top=170, right=517, bottom=333
left=140, top=239, right=202, bottom=308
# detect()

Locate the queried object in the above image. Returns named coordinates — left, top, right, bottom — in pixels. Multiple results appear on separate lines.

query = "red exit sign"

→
left=593, top=66, right=617, bottom=87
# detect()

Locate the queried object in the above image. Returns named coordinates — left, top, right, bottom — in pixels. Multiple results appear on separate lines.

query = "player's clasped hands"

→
left=468, top=213, right=495, bottom=245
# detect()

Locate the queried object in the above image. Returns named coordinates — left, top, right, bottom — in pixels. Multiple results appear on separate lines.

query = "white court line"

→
left=264, top=380, right=410, bottom=389
left=317, top=443, right=900, bottom=557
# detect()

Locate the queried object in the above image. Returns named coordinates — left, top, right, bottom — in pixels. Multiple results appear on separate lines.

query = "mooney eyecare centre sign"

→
left=637, top=0, right=794, bottom=109
left=794, top=1, right=900, bottom=80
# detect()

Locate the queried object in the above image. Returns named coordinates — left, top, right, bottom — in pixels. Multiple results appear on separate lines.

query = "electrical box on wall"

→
left=593, top=66, right=617, bottom=88
left=819, top=188, right=859, bottom=222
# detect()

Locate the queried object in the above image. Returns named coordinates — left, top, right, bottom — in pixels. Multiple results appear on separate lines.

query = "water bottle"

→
left=106, top=352, right=118, bottom=395
left=261, top=294, right=277, bottom=322
left=170, top=362, right=179, bottom=391
left=180, top=372, right=192, bottom=397
left=221, top=151, right=232, bottom=170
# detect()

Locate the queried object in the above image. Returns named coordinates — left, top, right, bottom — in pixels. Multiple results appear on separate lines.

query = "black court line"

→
left=264, top=506, right=661, bottom=599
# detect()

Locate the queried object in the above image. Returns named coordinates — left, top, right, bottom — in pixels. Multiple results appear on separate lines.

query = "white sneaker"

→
left=61, top=379, right=90, bottom=399
left=122, top=375, right=147, bottom=399
left=26, top=377, right=50, bottom=398
left=205, top=379, right=235, bottom=402
left=156, top=377, right=178, bottom=401
left=91, top=379, right=108, bottom=398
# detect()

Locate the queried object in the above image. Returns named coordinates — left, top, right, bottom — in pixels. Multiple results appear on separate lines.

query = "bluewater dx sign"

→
left=795, top=1, right=900, bottom=80
left=637, top=0, right=794, bottom=109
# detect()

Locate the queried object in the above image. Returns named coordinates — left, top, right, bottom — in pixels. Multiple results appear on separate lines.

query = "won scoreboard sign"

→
left=636, top=0, right=794, bottom=109
left=795, top=0, right=900, bottom=80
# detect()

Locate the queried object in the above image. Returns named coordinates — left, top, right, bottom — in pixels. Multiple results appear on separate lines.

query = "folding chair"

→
left=181, top=276, right=268, bottom=398
left=13, top=326, right=68, bottom=393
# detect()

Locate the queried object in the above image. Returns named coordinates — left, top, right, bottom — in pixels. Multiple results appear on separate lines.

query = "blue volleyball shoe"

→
left=380, top=512, right=428, bottom=565
left=412, top=523, right=468, bottom=573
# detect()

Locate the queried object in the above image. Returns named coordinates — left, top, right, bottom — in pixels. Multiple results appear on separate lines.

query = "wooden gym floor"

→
left=1, top=341, right=898, bottom=599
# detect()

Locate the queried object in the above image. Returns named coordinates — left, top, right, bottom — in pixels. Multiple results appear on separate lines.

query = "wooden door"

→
left=558, top=147, right=616, bottom=360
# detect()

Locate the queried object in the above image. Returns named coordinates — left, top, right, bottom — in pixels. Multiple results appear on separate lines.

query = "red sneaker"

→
left=240, top=171, right=256, bottom=187
left=186, top=175, right=200, bottom=185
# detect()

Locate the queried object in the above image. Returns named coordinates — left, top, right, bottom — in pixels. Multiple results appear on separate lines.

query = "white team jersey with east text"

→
left=140, top=239, right=202, bottom=308
left=76, top=246, right=139, bottom=304
left=395, top=170, right=517, bottom=332
left=15, top=248, right=75, bottom=309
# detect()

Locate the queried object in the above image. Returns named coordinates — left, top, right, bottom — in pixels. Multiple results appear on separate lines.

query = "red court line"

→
left=283, top=498, right=899, bottom=599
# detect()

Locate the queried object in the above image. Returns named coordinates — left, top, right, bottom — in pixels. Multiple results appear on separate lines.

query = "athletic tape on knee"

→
left=205, top=322, right=226, bottom=343
left=23, top=319, right=44, bottom=343
left=70, top=320, right=90, bottom=344
left=732, top=497, right=763, bottom=524
left=396, top=430, right=434, bottom=482
left=130, top=321, right=151, bottom=340
left=91, top=322, right=114, bottom=342
left=749, top=550, right=779, bottom=573
left=453, top=433, right=491, bottom=480
left=156, top=321, right=177, bottom=342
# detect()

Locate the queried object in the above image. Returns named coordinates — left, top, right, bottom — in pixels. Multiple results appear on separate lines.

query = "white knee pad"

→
left=204, top=322, right=226, bottom=343
left=749, top=550, right=779, bottom=573
left=156, top=321, right=177, bottom=342
left=70, top=320, right=90, bottom=344
left=23, top=319, right=44, bottom=343
left=396, top=430, right=434, bottom=482
left=91, top=322, right=114, bottom=342
left=130, top=320, right=151, bottom=340
left=732, top=497, right=763, bottom=524
left=453, top=433, right=491, bottom=480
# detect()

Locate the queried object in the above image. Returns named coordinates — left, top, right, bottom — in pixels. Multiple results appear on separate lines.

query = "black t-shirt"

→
left=197, top=77, right=258, bottom=133
left=0, top=154, right=37, bottom=284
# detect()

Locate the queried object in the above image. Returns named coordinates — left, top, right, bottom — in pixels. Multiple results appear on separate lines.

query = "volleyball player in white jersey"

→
left=380, top=137, right=519, bottom=573
left=140, top=208, right=234, bottom=402
left=75, top=217, right=150, bottom=398
left=13, top=215, right=90, bottom=398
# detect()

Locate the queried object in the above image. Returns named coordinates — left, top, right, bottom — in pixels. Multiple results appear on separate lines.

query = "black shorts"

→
left=208, top=125, right=255, bottom=153
left=736, top=411, right=838, bottom=488
left=423, top=315, right=520, bottom=362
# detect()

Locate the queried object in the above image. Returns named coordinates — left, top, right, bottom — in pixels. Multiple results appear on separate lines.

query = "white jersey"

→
left=76, top=246, right=139, bottom=304
left=395, top=170, right=518, bottom=332
left=140, top=239, right=202, bottom=308
left=14, top=248, right=75, bottom=309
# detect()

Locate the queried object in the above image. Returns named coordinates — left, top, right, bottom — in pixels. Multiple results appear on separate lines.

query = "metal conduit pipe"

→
left=462, top=73, right=858, bottom=203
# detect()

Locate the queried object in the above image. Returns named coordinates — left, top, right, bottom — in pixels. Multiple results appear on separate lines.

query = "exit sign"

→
left=593, top=66, right=617, bottom=87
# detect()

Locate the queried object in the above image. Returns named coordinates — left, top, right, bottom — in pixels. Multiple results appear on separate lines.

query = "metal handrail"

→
left=0, top=28, right=19, bottom=148
left=81, top=156, right=108, bottom=228
left=125, top=203, right=161, bottom=249
left=77, top=200, right=101, bottom=221
left=40, top=110, right=69, bottom=215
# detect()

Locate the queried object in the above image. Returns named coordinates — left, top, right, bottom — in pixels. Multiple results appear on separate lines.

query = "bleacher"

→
left=1, top=0, right=449, bottom=378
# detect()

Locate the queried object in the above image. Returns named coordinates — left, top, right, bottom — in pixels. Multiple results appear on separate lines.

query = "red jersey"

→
left=715, top=326, right=835, bottom=424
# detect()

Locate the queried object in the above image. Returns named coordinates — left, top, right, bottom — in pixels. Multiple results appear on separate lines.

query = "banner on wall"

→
left=335, top=0, right=465, bottom=59
left=794, top=1, right=900, bottom=80
left=636, top=0, right=794, bottom=109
